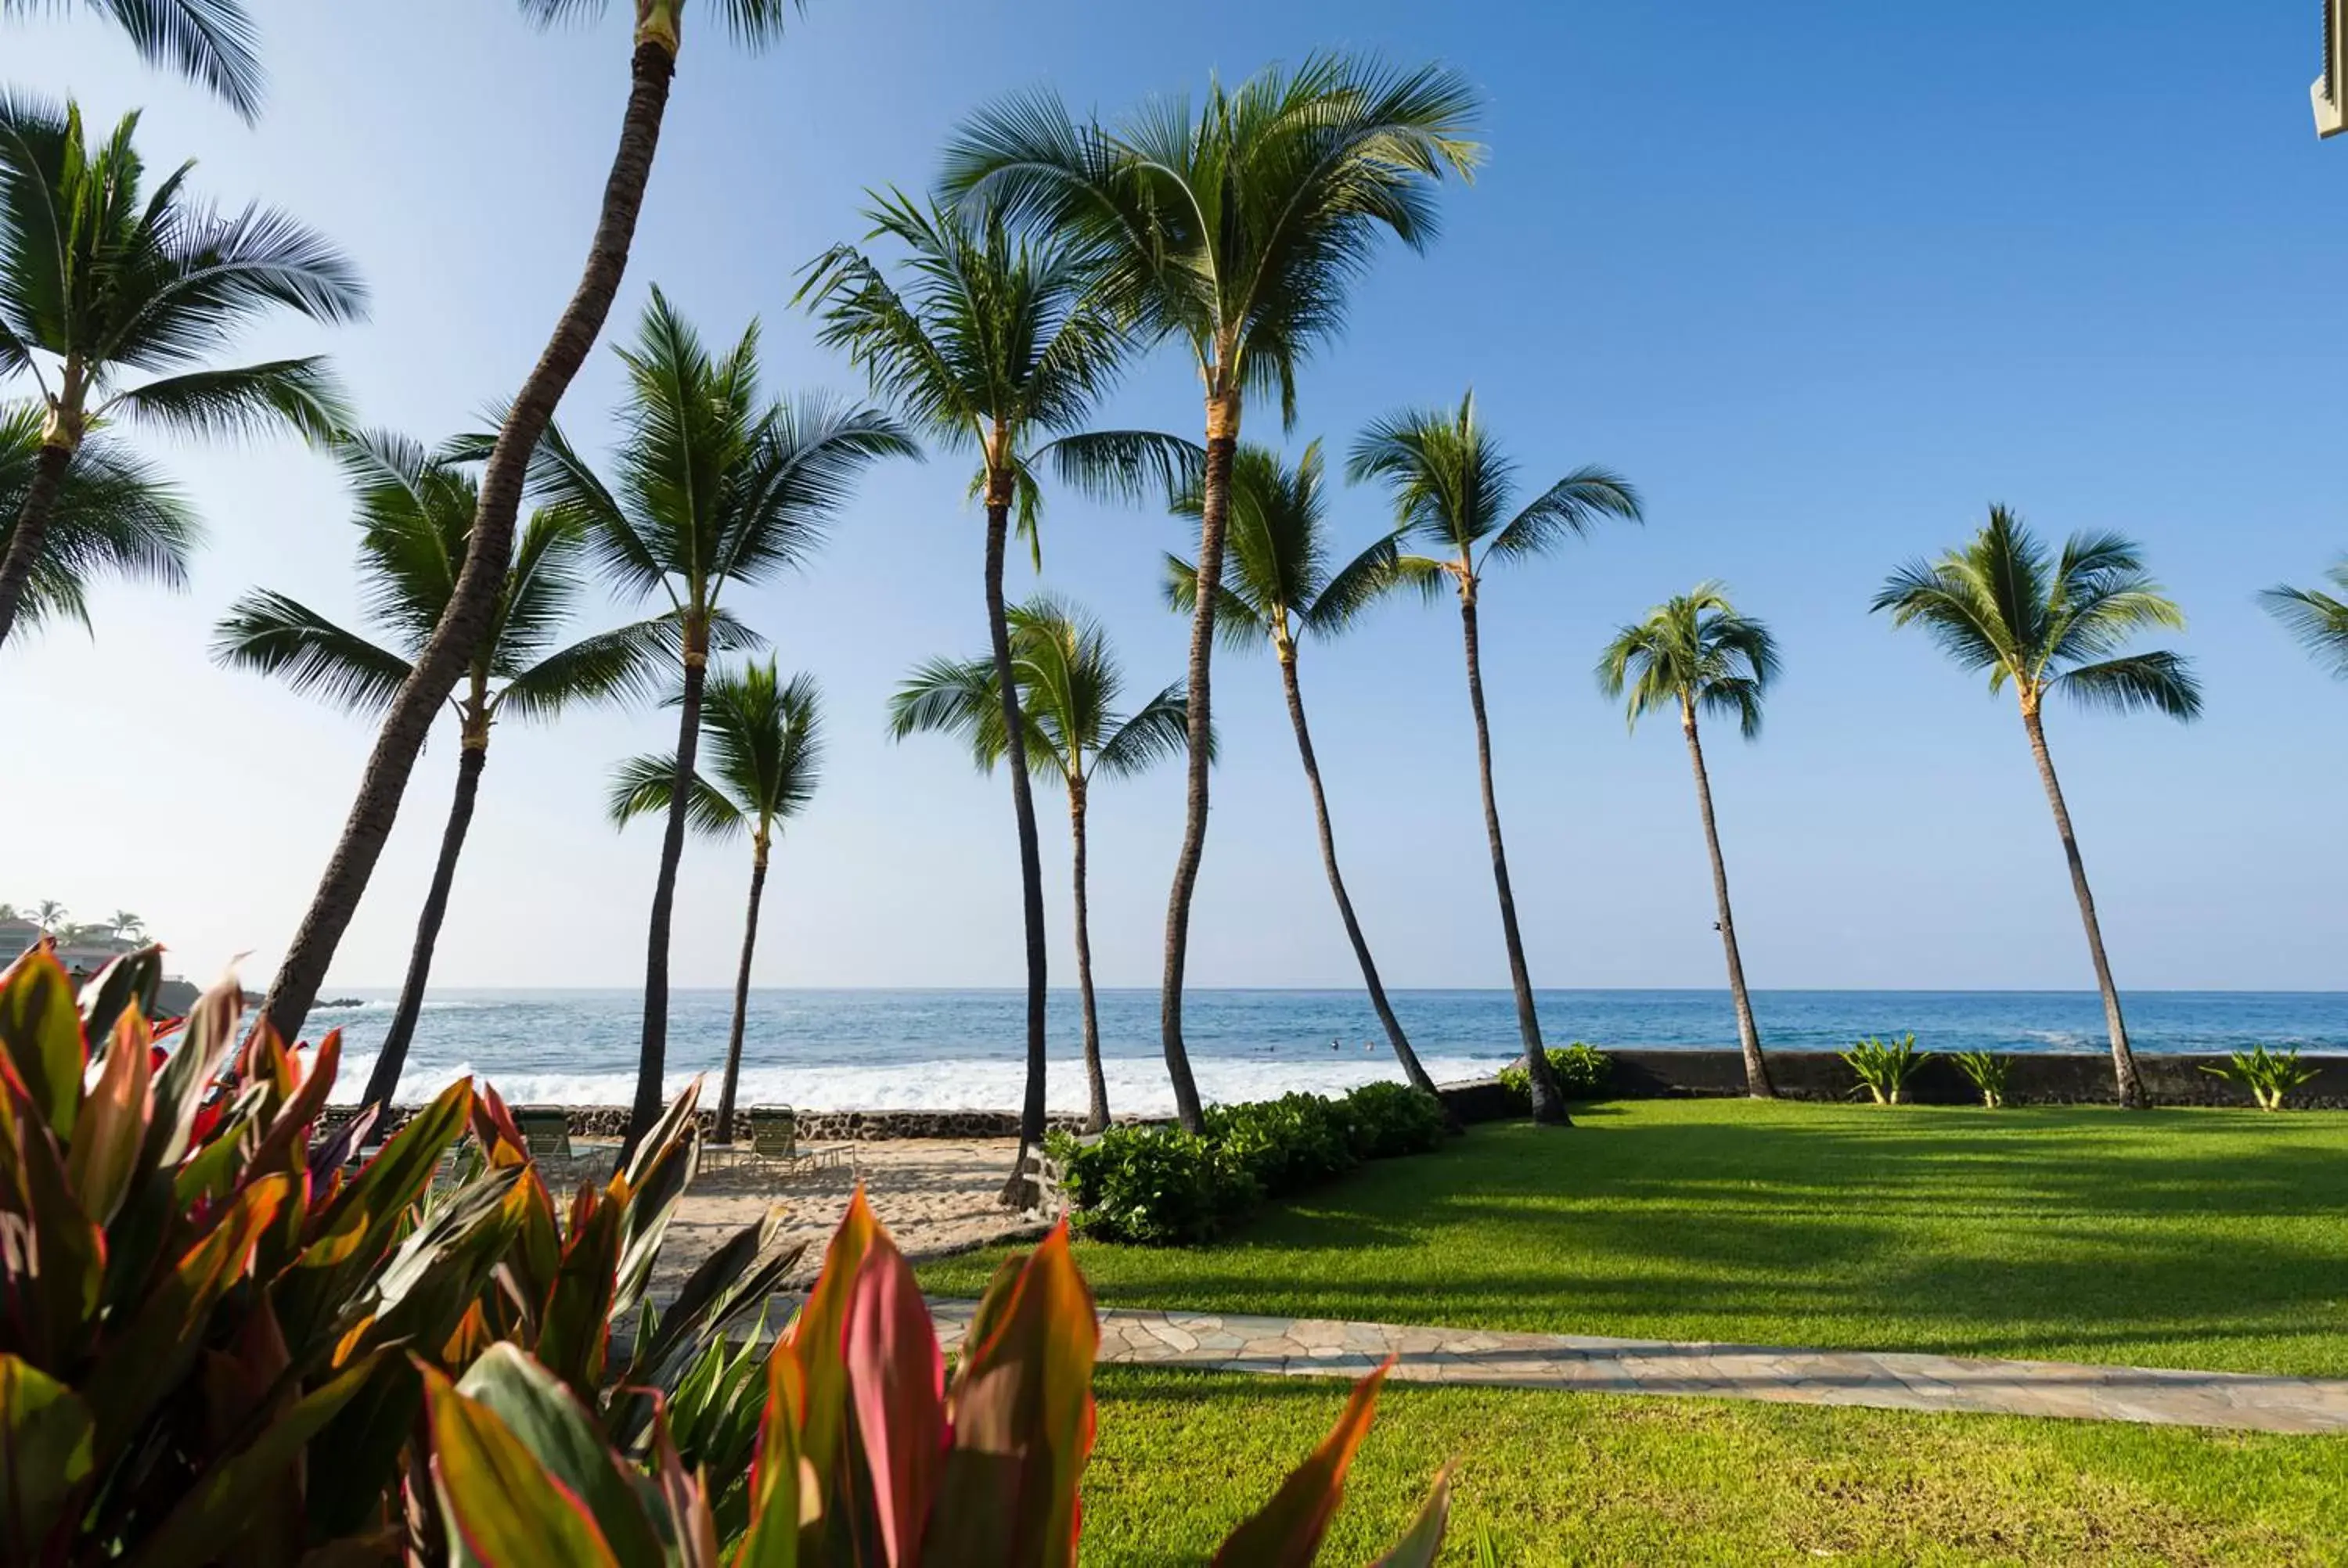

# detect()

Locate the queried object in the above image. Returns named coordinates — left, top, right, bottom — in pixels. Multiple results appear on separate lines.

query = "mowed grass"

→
left=1082, top=1368, right=2348, bottom=1565
left=923, top=1099, right=2348, bottom=1375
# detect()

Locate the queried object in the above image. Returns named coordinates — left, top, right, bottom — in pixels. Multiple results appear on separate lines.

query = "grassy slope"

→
left=924, top=1099, right=2348, bottom=1376
left=1084, top=1367, right=2348, bottom=1565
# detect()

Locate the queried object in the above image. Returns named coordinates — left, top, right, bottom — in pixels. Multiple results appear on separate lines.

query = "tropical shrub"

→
left=1343, top=1080, right=1449, bottom=1158
left=1950, top=1048, right=2012, bottom=1109
left=1207, top=1091, right=1361, bottom=1196
left=0, top=942, right=792, bottom=1564
left=2201, top=1045, right=2321, bottom=1111
left=1497, top=1042, right=1613, bottom=1109
left=1842, top=1034, right=1928, bottom=1105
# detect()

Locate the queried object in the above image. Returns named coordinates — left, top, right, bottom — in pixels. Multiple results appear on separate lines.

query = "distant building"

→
left=2, top=919, right=145, bottom=985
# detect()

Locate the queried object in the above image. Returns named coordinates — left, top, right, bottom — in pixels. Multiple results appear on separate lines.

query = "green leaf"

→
left=457, top=1345, right=665, bottom=1568
left=7, top=1080, right=104, bottom=1368
left=535, top=1190, right=621, bottom=1394
left=78, top=946, right=164, bottom=1051
left=425, top=1364, right=622, bottom=1568
left=65, top=1010, right=152, bottom=1228
left=1212, top=1362, right=1392, bottom=1566
left=784, top=1189, right=880, bottom=1540
left=846, top=1239, right=945, bottom=1566
left=1368, top=1464, right=1453, bottom=1567
left=729, top=1344, right=801, bottom=1568
left=119, top=1351, right=385, bottom=1568
left=0, top=1354, right=93, bottom=1565
left=0, top=946, right=85, bottom=1138
left=142, top=973, right=243, bottom=1172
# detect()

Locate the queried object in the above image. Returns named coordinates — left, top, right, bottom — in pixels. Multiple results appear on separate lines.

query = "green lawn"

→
left=924, top=1099, right=2348, bottom=1376
left=1083, top=1368, right=2348, bottom=1565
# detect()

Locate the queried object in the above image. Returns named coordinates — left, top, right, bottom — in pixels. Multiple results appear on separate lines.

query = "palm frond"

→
left=496, top=612, right=678, bottom=723
left=101, top=354, right=350, bottom=443
left=73, top=0, right=265, bottom=120
left=515, top=0, right=802, bottom=49
left=1093, top=678, right=1198, bottom=778
left=1303, top=530, right=1413, bottom=638
left=607, top=752, right=744, bottom=836
left=1485, top=465, right=1643, bottom=563
left=2054, top=651, right=2202, bottom=721
left=0, top=406, right=196, bottom=639
left=699, top=660, right=824, bottom=825
left=1039, top=428, right=1202, bottom=508
left=2260, top=567, right=2348, bottom=680
left=209, top=588, right=412, bottom=715
left=1161, top=550, right=1269, bottom=653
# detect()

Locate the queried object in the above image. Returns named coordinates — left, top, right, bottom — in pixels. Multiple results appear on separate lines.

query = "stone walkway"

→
left=930, top=1302, right=2348, bottom=1435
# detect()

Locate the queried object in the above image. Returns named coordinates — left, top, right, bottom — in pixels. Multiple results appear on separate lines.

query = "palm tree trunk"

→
left=981, top=484, right=1051, bottom=1206
left=2022, top=703, right=2146, bottom=1109
left=625, top=628, right=708, bottom=1155
left=261, top=40, right=679, bottom=1045
left=1459, top=587, right=1570, bottom=1126
left=1070, top=778, right=1110, bottom=1135
left=0, top=441, right=74, bottom=650
left=715, top=838, right=768, bottom=1145
left=1158, top=392, right=1237, bottom=1135
left=355, top=732, right=488, bottom=1138
left=1278, top=649, right=1442, bottom=1101
left=1682, top=709, right=1773, bottom=1098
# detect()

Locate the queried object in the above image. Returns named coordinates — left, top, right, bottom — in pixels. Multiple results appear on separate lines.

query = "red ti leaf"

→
left=1211, top=1361, right=1393, bottom=1568
left=422, top=1361, right=621, bottom=1568
left=784, top=1187, right=880, bottom=1523
left=845, top=1236, right=945, bottom=1566
left=0, top=945, right=86, bottom=1140
left=1368, top=1463, right=1453, bottom=1568
left=730, top=1341, right=803, bottom=1568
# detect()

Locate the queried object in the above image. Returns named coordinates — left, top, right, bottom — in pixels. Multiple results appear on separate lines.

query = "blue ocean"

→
left=314, top=988, right=2348, bottom=1114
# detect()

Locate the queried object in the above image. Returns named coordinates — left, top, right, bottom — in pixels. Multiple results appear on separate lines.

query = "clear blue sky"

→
left=3, top=1, right=2342, bottom=994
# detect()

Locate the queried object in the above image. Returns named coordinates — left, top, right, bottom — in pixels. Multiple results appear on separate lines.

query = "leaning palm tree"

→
left=889, top=596, right=1192, bottom=1135
left=0, top=95, right=361, bottom=654
left=214, top=430, right=675, bottom=1121
left=1598, top=584, right=1781, bottom=1099
left=0, top=401, right=197, bottom=646
left=1349, top=393, right=1643, bottom=1127
left=799, top=192, right=1190, bottom=1193
left=523, top=290, right=910, bottom=1150
left=1873, top=506, right=2201, bottom=1109
left=1165, top=441, right=1442, bottom=1101
left=611, top=660, right=822, bottom=1145
left=942, top=55, right=1482, bottom=1133
left=2260, top=562, right=2348, bottom=680
left=1, top=0, right=265, bottom=120
left=262, top=0, right=808, bottom=1045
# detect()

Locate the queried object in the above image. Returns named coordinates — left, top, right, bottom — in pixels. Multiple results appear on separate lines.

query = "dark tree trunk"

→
left=1459, top=588, right=1569, bottom=1125
left=1158, top=394, right=1236, bottom=1135
left=356, top=734, right=488, bottom=1138
left=624, top=635, right=708, bottom=1156
left=983, top=487, right=1052, bottom=1207
left=1682, top=709, right=1773, bottom=1098
left=2022, top=703, right=2145, bottom=1109
left=1070, top=779, right=1110, bottom=1135
left=0, top=441, right=75, bottom=650
left=715, top=840, right=769, bottom=1145
left=261, top=41, right=678, bottom=1045
left=1278, top=649, right=1442, bottom=1101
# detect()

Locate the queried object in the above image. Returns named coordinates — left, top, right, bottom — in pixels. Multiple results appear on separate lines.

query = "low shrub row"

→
left=1050, top=1080, right=1451, bottom=1245
left=1496, top=1041, right=1613, bottom=1110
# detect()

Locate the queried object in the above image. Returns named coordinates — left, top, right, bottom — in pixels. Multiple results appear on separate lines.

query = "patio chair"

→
left=515, top=1106, right=573, bottom=1162
left=726, top=1106, right=854, bottom=1179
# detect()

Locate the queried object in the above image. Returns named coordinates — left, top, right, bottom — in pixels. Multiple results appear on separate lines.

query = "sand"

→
left=624, top=1137, right=1053, bottom=1298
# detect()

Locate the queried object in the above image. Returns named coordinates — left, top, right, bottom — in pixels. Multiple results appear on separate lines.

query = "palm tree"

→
left=0, top=402, right=197, bottom=646
left=611, top=660, right=822, bottom=1145
left=107, top=909, right=145, bottom=941
left=1873, top=506, right=2201, bottom=1109
left=799, top=192, right=1190, bottom=1192
left=1598, top=584, right=1781, bottom=1099
left=1, top=0, right=265, bottom=121
left=523, top=290, right=910, bottom=1150
left=2260, top=562, right=2348, bottom=679
left=31, top=900, right=64, bottom=933
left=890, top=597, right=1191, bottom=1134
left=1165, top=441, right=1442, bottom=1102
left=0, top=95, right=361, bottom=654
left=262, top=0, right=807, bottom=1046
left=942, top=55, right=1482, bottom=1132
left=214, top=430, right=674, bottom=1121
left=1349, top=393, right=1643, bottom=1127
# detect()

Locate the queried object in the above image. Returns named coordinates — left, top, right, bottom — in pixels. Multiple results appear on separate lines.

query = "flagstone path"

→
left=929, top=1300, right=2348, bottom=1435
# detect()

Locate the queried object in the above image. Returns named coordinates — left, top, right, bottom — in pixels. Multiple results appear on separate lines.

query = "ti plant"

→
left=2200, top=1045, right=2320, bottom=1112
left=1840, top=1034, right=1928, bottom=1106
left=1950, top=1049, right=2011, bottom=1109
left=0, top=941, right=791, bottom=1566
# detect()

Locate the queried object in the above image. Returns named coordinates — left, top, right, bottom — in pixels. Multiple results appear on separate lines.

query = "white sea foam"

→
left=329, top=1051, right=1508, bottom=1113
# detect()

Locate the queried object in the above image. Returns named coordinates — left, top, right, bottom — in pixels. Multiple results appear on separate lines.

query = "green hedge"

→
left=1496, top=1042, right=1613, bottom=1109
left=1050, top=1081, right=1450, bottom=1246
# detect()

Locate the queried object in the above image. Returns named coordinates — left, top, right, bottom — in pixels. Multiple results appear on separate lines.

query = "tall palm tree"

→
left=0, top=95, right=360, bottom=654
left=107, top=909, right=144, bottom=940
left=1, top=0, right=265, bottom=121
left=1165, top=441, right=1442, bottom=1101
left=1349, top=392, right=1643, bottom=1127
left=31, top=899, right=64, bottom=933
left=0, top=401, right=196, bottom=645
left=213, top=430, right=675, bottom=1120
left=1873, top=506, right=2201, bottom=1109
left=942, top=55, right=1482, bottom=1132
left=523, top=290, right=910, bottom=1150
left=799, top=192, right=1190, bottom=1192
left=889, top=596, right=1192, bottom=1135
left=1597, top=584, right=1781, bottom=1099
left=611, top=660, right=822, bottom=1145
left=262, top=0, right=807, bottom=1046
left=2260, top=562, right=2348, bottom=679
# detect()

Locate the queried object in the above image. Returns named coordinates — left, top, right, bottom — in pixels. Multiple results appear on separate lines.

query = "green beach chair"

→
left=515, top=1106, right=573, bottom=1162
